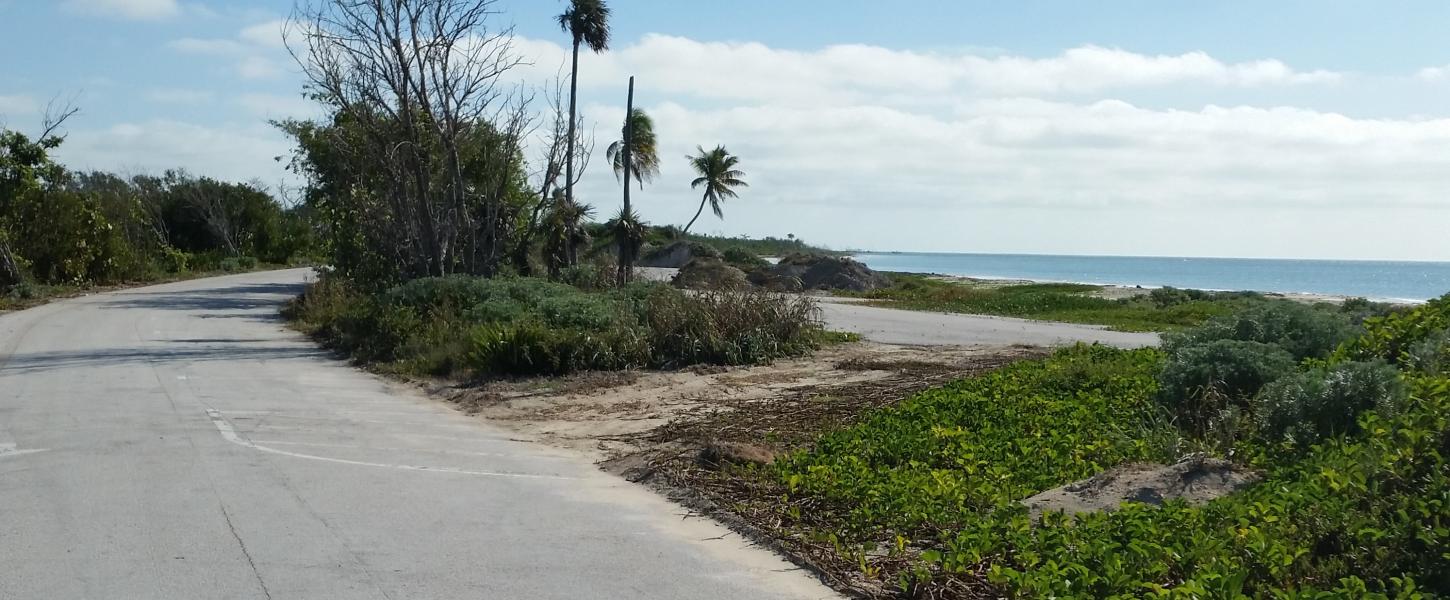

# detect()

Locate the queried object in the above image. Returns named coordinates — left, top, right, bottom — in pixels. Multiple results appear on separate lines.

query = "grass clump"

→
left=287, top=274, right=823, bottom=377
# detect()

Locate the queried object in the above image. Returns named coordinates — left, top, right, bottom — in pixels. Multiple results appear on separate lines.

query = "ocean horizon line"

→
left=847, top=249, right=1450, bottom=265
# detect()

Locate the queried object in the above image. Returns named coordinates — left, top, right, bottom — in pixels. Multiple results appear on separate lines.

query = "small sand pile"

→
left=640, top=241, right=722, bottom=268
left=767, top=254, right=890, bottom=292
left=671, top=258, right=749, bottom=290
left=1022, top=454, right=1261, bottom=516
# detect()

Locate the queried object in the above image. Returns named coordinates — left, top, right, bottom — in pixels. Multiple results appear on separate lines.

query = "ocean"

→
left=850, top=252, right=1450, bottom=302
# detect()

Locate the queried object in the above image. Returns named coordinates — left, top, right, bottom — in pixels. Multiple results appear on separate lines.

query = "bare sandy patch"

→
left=442, top=342, right=1042, bottom=463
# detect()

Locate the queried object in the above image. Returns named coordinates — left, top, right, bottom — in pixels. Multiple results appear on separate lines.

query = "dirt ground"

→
left=442, top=341, right=1044, bottom=465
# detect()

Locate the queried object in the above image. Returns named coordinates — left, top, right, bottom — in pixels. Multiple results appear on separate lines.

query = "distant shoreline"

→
left=850, top=252, right=1443, bottom=304
left=891, top=271, right=1423, bottom=306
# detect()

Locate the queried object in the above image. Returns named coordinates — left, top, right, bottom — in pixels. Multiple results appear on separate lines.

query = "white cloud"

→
left=53, top=119, right=294, bottom=186
left=1417, top=65, right=1450, bottom=82
left=145, top=87, right=215, bottom=104
left=237, top=56, right=282, bottom=80
left=167, top=37, right=248, bottom=55
left=238, top=19, right=287, bottom=49
left=559, top=97, right=1450, bottom=259
left=516, top=35, right=1341, bottom=106
left=0, top=94, right=39, bottom=118
left=236, top=93, right=316, bottom=118
left=168, top=20, right=291, bottom=80
left=62, top=0, right=180, bottom=21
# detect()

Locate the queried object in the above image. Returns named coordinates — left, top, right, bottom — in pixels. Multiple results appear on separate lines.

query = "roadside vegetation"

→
left=273, top=0, right=830, bottom=378
left=1, top=115, right=315, bottom=312
left=287, top=274, right=825, bottom=377
left=672, top=295, right=1450, bottom=598
left=852, top=273, right=1393, bottom=332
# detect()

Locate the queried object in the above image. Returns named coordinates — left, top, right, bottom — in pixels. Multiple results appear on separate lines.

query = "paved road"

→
left=818, top=297, right=1159, bottom=348
left=0, top=270, right=837, bottom=600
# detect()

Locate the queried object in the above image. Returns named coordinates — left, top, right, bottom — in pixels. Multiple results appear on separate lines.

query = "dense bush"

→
left=1253, top=360, right=1407, bottom=449
left=721, top=246, right=768, bottom=269
left=1336, top=293, right=1450, bottom=367
left=290, top=274, right=824, bottom=377
left=1406, top=327, right=1450, bottom=374
left=1163, top=301, right=1356, bottom=361
left=1156, top=339, right=1297, bottom=431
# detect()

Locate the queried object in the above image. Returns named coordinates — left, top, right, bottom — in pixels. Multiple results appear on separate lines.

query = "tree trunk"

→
left=682, top=193, right=709, bottom=236
left=0, top=240, right=22, bottom=291
left=618, top=76, right=635, bottom=286
left=565, top=38, right=581, bottom=208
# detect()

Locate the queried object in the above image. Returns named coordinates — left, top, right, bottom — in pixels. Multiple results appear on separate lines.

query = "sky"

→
left=3, top=0, right=1450, bottom=261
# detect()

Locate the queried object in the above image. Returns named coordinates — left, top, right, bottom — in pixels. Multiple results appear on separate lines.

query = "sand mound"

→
left=768, top=254, right=890, bottom=292
left=640, top=241, right=722, bottom=268
left=672, top=258, right=749, bottom=290
left=1022, top=454, right=1261, bottom=516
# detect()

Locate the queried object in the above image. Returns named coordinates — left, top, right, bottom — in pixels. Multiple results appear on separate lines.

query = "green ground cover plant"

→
left=759, top=295, right=1450, bottom=598
left=287, top=273, right=826, bottom=377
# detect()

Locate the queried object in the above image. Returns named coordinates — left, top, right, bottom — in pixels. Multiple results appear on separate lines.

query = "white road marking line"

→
left=0, top=443, right=47, bottom=459
left=215, top=411, right=477, bottom=428
left=248, top=439, right=571, bottom=461
left=205, top=410, right=578, bottom=480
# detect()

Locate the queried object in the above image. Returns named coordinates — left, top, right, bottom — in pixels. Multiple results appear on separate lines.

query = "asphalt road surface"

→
left=0, top=270, right=837, bottom=600
left=0, top=268, right=1154, bottom=599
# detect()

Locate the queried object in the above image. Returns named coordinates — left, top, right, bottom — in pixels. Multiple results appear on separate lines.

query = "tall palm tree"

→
left=556, top=0, right=611, bottom=208
left=682, top=145, right=747, bottom=235
left=605, top=109, right=661, bottom=189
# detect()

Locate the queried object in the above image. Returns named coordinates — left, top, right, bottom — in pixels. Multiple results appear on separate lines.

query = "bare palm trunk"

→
left=682, top=192, right=710, bottom=236
left=565, top=38, right=581, bottom=208
left=618, top=76, right=634, bottom=286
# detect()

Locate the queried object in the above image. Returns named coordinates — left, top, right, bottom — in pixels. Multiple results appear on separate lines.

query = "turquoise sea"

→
left=851, top=253, right=1450, bottom=302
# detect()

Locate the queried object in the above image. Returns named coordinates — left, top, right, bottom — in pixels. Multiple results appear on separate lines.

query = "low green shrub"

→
left=469, top=320, right=649, bottom=375
left=1156, top=339, right=1297, bottom=432
left=1163, top=301, right=1356, bottom=361
left=1337, top=293, right=1450, bottom=367
left=1406, top=327, right=1450, bottom=375
left=290, top=275, right=824, bottom=377
left=557, top=262, right=615, bottom=291
left=722, top=247, right=768, bottom=269
left=1253, top=360, right=1407, bottom=449
left=643, top=287, right=820, bottom=367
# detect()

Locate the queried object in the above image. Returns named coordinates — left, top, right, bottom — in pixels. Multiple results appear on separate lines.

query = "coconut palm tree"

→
left=606, top=109, right=661, bottom=189
left=682, top=145, right=747, bottom=235
left=556, top=0, right=611, bottom=207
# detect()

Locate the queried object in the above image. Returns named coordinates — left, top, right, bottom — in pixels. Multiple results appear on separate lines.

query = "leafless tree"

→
left=511, top=71, right=593, bottom=274
left=287, top=0, right=530, bottom=279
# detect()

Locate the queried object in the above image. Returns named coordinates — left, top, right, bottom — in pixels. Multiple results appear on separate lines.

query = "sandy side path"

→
left=815, top=296, right=1160, bottom=348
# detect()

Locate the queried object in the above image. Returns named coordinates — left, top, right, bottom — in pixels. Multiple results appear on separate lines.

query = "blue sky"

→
left=3, top=1, right=1450, bottom=260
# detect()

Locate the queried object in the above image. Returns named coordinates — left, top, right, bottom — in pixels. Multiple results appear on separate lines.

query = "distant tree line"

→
left=0, top=112, right=313, bottom=293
